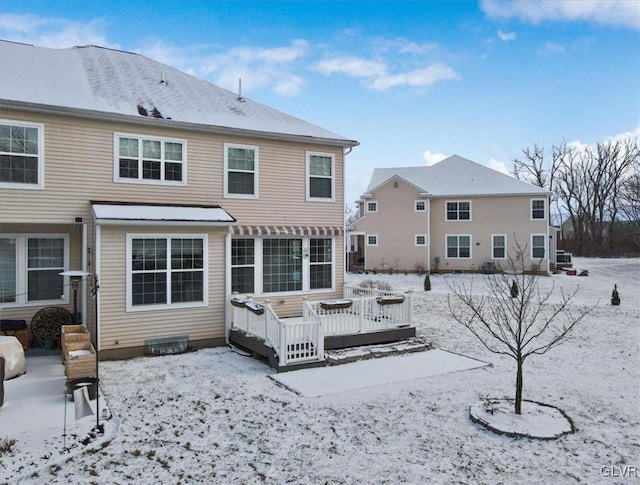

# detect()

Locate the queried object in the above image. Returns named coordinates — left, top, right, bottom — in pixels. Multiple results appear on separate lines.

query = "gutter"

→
left=0, top=99, right=360, bottom=148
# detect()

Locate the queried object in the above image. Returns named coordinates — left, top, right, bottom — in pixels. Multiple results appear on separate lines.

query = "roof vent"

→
left=237, top=78, right=246, bottom=102
left=151, top=107, right=164, bottom=119
left=159, top=72, right=168, bottom=85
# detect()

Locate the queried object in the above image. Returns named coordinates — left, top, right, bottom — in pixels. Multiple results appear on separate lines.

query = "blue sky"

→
left=1, top=0, right=639, bottom=206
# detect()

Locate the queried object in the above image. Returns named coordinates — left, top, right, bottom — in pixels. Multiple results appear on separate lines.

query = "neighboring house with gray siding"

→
left=0, top=40, right=358, bottom=359
left=348, top=155, right=555, bottom=274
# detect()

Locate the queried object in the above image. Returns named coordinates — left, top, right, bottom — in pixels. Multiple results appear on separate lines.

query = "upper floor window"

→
left=127, top=235, right=206, bottom=311
left=446, top=201, right=471, bottom=221
left=415, top=200, right=426, bottom=212
left=366, top=201, right=378, bottom=213
left=0, top=120, right=44, bottom=188
left=225, top=143, right=258, bottom=198
left=306, top=152, right=334, bottom=201
left=531, top=199, right=546, bottom=220
left=115, top=133, right=185, bottom=185
left=0, top=235, right=68, bottom=306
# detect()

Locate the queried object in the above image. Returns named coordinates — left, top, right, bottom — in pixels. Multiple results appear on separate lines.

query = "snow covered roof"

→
left=91, top=201, right=236, bottom=226
left=366, top=155, right=551, bottom=197
left=0, top=40, right=358, bottom=147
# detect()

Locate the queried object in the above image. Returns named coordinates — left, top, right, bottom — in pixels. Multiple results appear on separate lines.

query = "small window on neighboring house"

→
left=531, top=234, right=546, bottom=259
left=0, top=120, right=43, bottom=188
left=225, top=143, right=258, bottom=197
left=367, top=235, right=378, bottom=246
left=367, top=201, right=378, bottom=213
left=116, top=134, right=185, bottom=184
left=415, top=235, right=427, bottom=246
left=415, top=200, right=426, bottom=212
left=446, top=235, right=471, bottom=258
left=531, top=199, right=546, bottom=220
left=306, top=152, right=334, bottom=201
left=446, top=201, right=471, bottom=221
left=492, top=234, right=506, bottom=259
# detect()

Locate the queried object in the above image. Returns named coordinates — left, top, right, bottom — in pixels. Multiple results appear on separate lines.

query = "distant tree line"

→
left=513, top=137, right=640, bottom=257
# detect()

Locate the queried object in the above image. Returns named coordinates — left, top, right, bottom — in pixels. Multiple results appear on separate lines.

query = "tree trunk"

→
left=515, top=357, right=523, bottom=415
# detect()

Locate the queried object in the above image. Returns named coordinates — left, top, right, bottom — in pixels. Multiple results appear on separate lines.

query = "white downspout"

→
left=225, top=228, right=232, bottom=344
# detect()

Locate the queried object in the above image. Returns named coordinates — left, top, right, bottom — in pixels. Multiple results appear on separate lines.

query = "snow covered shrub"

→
left=359, top=280, right=393, bottom=292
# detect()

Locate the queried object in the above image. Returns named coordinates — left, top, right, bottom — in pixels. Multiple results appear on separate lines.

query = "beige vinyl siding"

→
left=0, top=109, right=344, bottom=228
left=0, top=223, right=83, bottom=325
left=98, top=225, right=227, bottom=351
left=430, top=195, right=549, bottom=272
left=353, top=179, right=429, bottom=272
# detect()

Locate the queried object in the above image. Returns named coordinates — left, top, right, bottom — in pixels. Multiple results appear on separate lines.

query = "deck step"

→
left=325, top=337, right=433, bottom=366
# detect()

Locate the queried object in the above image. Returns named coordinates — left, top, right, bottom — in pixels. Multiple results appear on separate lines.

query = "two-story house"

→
left=348, top=155, right=555, bottom=274
left=0, top=40, right=360, bottom=360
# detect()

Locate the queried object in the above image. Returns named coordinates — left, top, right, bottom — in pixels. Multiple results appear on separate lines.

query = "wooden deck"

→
left=229, top=291, right=416, bottom=372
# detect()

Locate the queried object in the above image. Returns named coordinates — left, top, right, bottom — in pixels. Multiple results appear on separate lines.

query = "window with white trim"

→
left=263, top=239, right=303, bottom=293
left=446, top=235, right=471, bottom=259
left=231, top=239, right=255, bottom=294
left=446, top=201, right=471, bottom=221
left=0, top=120, right=43, bottom=188
left=306, top=151, right=334, bottom=201
left=231, top=237, right=333, bottom=294
left=309, top=238, right=333, bottom=290
left=128, top=235, right=206, bottom=310
left=115, top=133, right=185, bottom=184
left=0, top=235, right=68, bottom=305
left=366, top=235, right=378, bottom=246
left=531, top=234, right=546, bottom=259
left=366, top=201, right=378, bottom=213
left=492, top=234, right=506, bottom=259
left=531, top=199, right=546, bottom=220
left=415, top=200, right=426, bottom=212
left=225, top=143, right=258, bottom=197
left=415, top=234, right=427, bottom=246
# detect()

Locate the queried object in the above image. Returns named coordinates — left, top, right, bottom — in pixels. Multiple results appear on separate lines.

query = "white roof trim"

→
left=92, top=203, right=235, bottom=226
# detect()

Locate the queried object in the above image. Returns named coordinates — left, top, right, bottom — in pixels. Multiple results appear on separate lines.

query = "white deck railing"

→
left=230, top=290, right=412, bottom=366
left=307, top=291, right=413, bottom=336
left=231, top=297, right=324, bottom=366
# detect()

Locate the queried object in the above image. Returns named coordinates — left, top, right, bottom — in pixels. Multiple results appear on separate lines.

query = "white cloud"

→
left=367, top=64, right=459, bottom=91
left=422, top=150, right=448, bottom=166
left=136, top=38, right=310, bottom=97
left=313, top=56, right=387, bottom=78
left=497, top=29, right=517, bottom=41
left=565, top=126, right=639, bottom=157
left=0, top=13, right=118, bottom=49
left=487, top=157, right=510, bottom=174
left=481, top=0, right=640, bottom=30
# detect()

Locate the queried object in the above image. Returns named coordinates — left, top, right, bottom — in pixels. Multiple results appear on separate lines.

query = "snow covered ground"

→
left=1, top=257, right=638, bottom=484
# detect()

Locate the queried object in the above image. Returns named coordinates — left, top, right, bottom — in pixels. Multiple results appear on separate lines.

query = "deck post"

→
left=406, top=290, right=413, bottom=324
left=359, top=297, right=364, bottom=333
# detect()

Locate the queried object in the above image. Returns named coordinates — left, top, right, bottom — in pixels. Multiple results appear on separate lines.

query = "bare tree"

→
left=446, top=242, right=593, bottom=414
left=514, top=137, right=639, bottom=255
